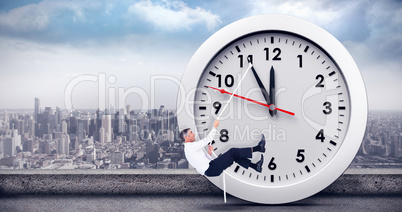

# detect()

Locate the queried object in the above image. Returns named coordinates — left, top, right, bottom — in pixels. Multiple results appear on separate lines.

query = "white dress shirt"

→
left=184, top=128, right=218, bottom=175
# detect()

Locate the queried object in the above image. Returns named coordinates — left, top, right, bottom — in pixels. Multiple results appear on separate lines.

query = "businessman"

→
left=181, top=120, right=265, bottom=177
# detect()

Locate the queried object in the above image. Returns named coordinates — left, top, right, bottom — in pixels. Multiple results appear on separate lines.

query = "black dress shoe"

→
left=255, top=154, right=264, bottom=173
left=258, top=134, right=266, bottom=153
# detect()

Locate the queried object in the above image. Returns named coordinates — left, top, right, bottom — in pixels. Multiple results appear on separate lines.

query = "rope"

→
left=210, top=62, right=254, bottom=203
left=216, top=63, right=253, bottom=120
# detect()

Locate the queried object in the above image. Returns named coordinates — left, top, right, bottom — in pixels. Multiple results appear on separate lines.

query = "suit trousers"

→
left=204, top=147, right=252, bottom=177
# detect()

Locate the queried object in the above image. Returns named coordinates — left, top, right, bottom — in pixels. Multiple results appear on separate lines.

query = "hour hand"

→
left=270, top=66, right=276, bottom=116
left=248, top=58, right=271, bottom=110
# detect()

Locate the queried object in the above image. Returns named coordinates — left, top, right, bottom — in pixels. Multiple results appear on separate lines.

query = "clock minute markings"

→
left=304, top=45, right=310, bottom=53
left=305, top=165, right=311, bottom=173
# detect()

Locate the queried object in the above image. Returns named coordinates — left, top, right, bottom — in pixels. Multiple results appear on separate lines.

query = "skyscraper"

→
left=126, top=105, right=131, bottom=115
left=3, top=138, right=15, bottom=157
left=117, top=108, right=125, bottom=135
left=3, top=130, right=21, bottom=157
left=57, top=134, right=70, bottom=155
left=55, top=106, right=62, bottom=127
left=28, top=118, right=35, bottom=138
left=61, top=120, right=68, bottom=134
left=102, top=115, right=112, bottom=142
left=34, top=98, right=40, bottom=122
left=99, top=127, right=105, bottom=143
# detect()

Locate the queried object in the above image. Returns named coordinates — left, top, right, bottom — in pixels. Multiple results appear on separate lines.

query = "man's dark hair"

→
left=180, top=128, right=190, bottom=141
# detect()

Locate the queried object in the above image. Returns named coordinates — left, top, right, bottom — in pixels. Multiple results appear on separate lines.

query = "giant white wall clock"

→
left=177, top=14, right=367, bottom=204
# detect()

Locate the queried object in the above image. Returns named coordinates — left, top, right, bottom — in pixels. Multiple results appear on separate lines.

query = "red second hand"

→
left=207, top=86, right=295, bottom=116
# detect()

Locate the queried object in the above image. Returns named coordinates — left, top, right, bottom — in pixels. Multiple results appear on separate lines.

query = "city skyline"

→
left=0, top=0, right=402, bottom=111
left=0, top=97, right=184, bottom=170
left=0, top=97, right=401, bottom=170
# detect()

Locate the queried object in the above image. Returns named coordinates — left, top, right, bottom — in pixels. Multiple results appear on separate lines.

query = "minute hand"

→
left=249, top=61, right=271, bottom=109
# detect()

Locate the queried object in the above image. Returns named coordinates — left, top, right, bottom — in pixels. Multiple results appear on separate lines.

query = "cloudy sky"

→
left=0, top=0, right=401, bottom=111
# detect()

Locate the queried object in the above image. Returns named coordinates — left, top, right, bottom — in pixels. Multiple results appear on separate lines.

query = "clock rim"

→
left=176, top=14, right=367, bottom=204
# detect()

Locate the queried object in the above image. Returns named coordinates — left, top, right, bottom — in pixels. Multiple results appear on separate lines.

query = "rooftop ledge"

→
left=0, top=168, right=402, bottom=175
left=1, top=168, right=402, bottom=175
left=0, top=168, right=401, bottom=196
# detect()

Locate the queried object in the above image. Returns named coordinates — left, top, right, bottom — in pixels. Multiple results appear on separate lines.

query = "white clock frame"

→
left=177, top=14, right=367, bottom=204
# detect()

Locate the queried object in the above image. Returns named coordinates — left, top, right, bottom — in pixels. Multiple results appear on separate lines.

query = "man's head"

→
left=180, top=128, right=195, bottom=143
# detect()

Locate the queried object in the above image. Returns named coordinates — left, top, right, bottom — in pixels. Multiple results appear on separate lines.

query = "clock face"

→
left=177, top=15, right=367, bottom=204
left=193, top=31, right=350, bottom=187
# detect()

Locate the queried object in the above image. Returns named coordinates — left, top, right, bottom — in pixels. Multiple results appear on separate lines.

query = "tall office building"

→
left=3, top=138, right=15, bottom=157
left=3, top=130, right=21, bottom=157
left=118, top=109, right=125, bottom=134
left=128, top=119, right=138, bottom=141
left=102, top=115, right=112, bottom=142
left=159, top=105, right=165, bottom=117
left=3, top=110, right=7, bottom=121
left=28, top=118, right=35, bottom=138
left=55, top=106, right=62, bottom=126
left=61, top=120, right=68, bottom=134
left=126, top=105, right=131, bottom=115
left=77, top=122, right=84, bottom=141
left=99, top=127, right=105, bottom=143
left=23, top=140, right=34, bottom=153
left=34, top=98, right=40, bottom=122
left=57, top=134, right=70, bottom=155
left=11, top=129, right=21, bottom=150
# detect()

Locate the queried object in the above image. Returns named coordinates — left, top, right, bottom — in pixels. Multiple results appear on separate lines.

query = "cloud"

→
left=247, top=0, right=402, bottom=61
left=127, top=0, right=222, bottom=31
left=0, top=0, right=96, bottom=32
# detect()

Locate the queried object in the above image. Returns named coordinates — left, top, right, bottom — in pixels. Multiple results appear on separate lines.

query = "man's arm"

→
left=191, top=120, right=220, bottom=151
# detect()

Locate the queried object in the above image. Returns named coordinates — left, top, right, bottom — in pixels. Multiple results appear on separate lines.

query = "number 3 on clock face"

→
left=178, top=15, right=367, bottom=204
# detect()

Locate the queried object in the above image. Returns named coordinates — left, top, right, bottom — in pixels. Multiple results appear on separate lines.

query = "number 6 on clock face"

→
left=178, top=15, right=367, bottom=204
